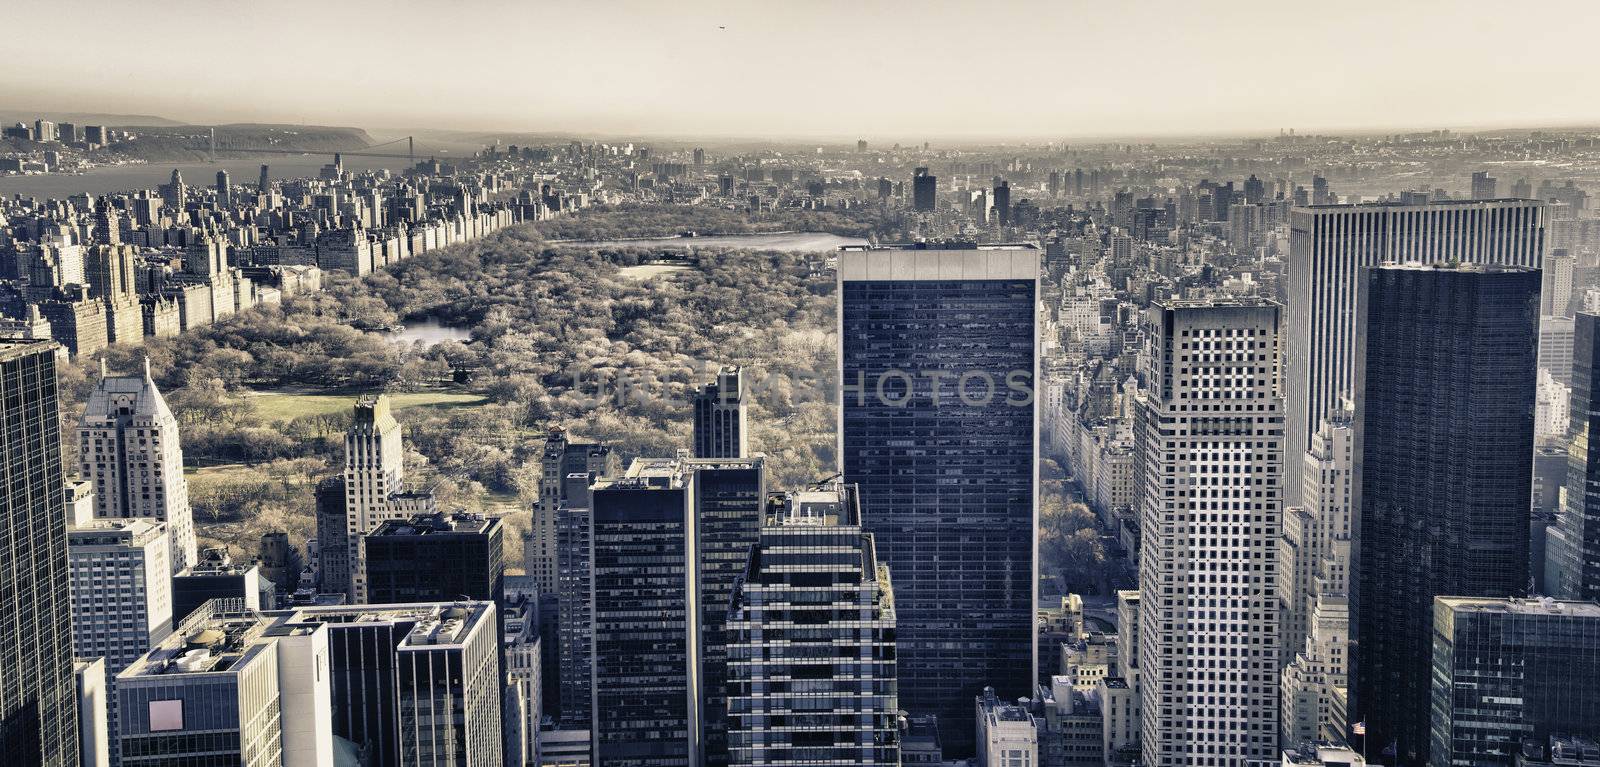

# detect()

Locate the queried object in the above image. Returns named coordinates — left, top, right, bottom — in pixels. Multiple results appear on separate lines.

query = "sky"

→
left=4, top=0, right=1599, bottom=141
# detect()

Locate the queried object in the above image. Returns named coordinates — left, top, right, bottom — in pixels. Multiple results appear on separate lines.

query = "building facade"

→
left=77, top=358, right=199, bottom=572
left=692, top=366, right=748, bottom=459
left=1429, top=597, right=1600, bottom=767
left=67, top=518, right=174, bottom=673
left=1352, top=263, right=1540, bottom=766
left=590, top=458, right=699, bottom=767
left=838, top=243, right=1039, bottom=755
left=364, top=512, right=505, bottom=605
left=724, top=483, right=899, bottom=767
left=1284, top=199, right=1546, bottom=509
left=1549, top=312, right=1600, bottom=600
left=0, top=340, right=77, bottom=767
left=1134, top=298, right=1284, bottom=766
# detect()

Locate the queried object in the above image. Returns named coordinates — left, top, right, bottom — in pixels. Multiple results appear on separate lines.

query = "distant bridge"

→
left=197, top=130, right=417, bottom=162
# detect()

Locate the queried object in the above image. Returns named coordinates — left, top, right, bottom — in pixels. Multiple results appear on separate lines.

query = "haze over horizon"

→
left=4, top=0, right=1600, bottom=141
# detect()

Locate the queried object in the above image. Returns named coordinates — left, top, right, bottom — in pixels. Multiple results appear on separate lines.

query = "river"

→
left=571, top=232, right=869, bottom=253
left=0, top=154, right=417, bottom=198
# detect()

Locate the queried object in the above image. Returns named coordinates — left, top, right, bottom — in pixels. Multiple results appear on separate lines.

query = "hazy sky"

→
left=5, top=0, right=1598, bottom=140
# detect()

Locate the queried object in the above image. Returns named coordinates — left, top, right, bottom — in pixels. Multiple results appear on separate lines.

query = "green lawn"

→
left=242, top=389, right=489, bottom=423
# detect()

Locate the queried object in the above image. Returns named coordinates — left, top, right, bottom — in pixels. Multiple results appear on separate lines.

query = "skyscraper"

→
left=261, top=600, right=502, bottom=766
left=589, top=457, right=699, bottom=767
left=363, top=511, right=504, bottom=604
left=78, top=358, right=199, bottom=572
left=994, top=180, right=1011, bottom=224
left=724, top=482, right=899, bottom=767
left=555, top=498, right=593, bottom=728
left=529, top=427, right=619, bottom=595
left=1134, top=298, right=1284, bottom=766
left=1351, top=263, right=1540, bottom=766
left=1280, top=409, right=1354, bottom=662
left=1429, top=597, right=1600, bottom=767
left=1471, top=170, right=1498, bottom=200
left=67, top=518, right=174, bottom=673
left=1549, top=311, right=1600, bottom=600
left=838, top=243, right=1038, bottom=754
left=0, top=339, right=77, bottom=767
left=1284, top=199, right=1545, bottom=508
left=912, top=167, right=937, bottom=212
left=688, top=457, right=766, bottom=766
left=215, top=169, right=231, bottom=207
left=692, top=366, right=747, bottom=459
left=342, top=394, right=435, bottom=602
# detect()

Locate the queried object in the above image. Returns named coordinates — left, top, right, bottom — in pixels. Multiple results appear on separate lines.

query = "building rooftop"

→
left=368, top=511, right=498, bottom=537
left=1438, top=595, right=1600, bottom=618
left=1283, top=742, right=1366, bottom=765
left=838, top=241, right=1039, bottom=252
left=593, top=456, right=686, bottom=490
left=119, top=600, right=270, bottom=680
left=0, top=337, right=60, bottom=361
left=1375, top=260, right=1538, bottom=274
left=1294, top=197, right=1542, bottom=211
left=262, top=600, right=496, bottom=650
left=67, top=517, right=165, bottom=546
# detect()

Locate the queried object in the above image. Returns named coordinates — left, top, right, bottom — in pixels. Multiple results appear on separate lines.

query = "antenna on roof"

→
left=142, top=355, right=152, bottom=380
left=99, top=356, right=107, bottom=378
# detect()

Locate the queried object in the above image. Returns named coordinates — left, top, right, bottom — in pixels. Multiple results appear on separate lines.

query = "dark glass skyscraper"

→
left=1429, top=597, right=1600, bottom=767
left=0, top=339, right=77, bottom=767
left=590, top=458, right=699, bottom=767
left=1352, top=263, right=1540, bottom=766
left=688, top=457, right=765, bottom=767
left=837, top=243, right=1038, bottom=755
left=1550, top=312, right=1600, bottom=600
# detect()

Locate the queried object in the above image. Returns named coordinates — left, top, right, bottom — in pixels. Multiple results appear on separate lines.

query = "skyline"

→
left=5, top=0, right=1600, bottom=141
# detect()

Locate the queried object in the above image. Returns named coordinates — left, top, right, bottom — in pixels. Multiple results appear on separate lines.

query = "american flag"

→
left=1352, top=721, right=1366, bottom=736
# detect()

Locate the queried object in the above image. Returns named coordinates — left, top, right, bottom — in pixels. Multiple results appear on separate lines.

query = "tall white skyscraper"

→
left=77, top=359, right=198, bottom=573
left=1135, top=298, right=1282, bottom=766
left=1283, top=198, right=1546, bottom=507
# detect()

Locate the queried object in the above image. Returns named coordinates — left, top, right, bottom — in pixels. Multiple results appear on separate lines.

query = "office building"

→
left=1550, top=312, right=1600, bottom=600
left=503, top=594, right=542, bottom=767
left=364, top=511, right=504, bottom=604
left=1135, top=298, right=1284, bottom=766
left=1429, top=597, right=1600, bottom=767
left=590, top=458, right=699, bottom=767
left=1281, top=410, right=1354, bottom=662
left=692, top=366, right=747, bottom=459
left=1284, top=199, right=1545, bottom=508
left=261, top=600, right=502, bottom=766
left=342, top=394, right=437, bottom=603
left=1352, top=263, right=1540, bottom=766
left=529, top=427, right=619, bottom=595
left=67, top=518, right=174, bottom=673
left=0, top=339, right=77, bottom=767
left=838, top=243, right=1039, bottom=755
left=77, top=358, right=199, bottom=572
left=555, top=498, right=593, bottom=728
left=115, top=603, right=293, bottom=766
left=976, top=687, right=1038, bottom=767
left=724, top=482, right=899, bottom=767
left=912, top=167, right=937, bottom=212
left=1472, top=171, right=1498, bottom=200
left=688, top=457, right=765, bottom=766
left=172, top=547, right=270, bottom=625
